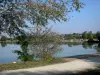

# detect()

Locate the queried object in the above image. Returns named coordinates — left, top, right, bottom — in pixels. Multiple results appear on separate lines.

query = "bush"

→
left=0, top=36, right=7, bottom=42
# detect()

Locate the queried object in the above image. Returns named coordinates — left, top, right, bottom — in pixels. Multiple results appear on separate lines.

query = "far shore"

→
left=0, top=39, right=87, bottom=43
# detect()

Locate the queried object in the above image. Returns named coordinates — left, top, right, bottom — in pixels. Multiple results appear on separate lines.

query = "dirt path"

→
left=0, top=59, right=97, bottom=75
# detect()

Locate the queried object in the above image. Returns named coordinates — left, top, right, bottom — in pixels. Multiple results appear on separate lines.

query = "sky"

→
left=48, top=0, right=100, bottom=34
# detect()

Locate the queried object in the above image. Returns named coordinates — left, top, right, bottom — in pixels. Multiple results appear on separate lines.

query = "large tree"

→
left=0, top=0, right=83, bottom=36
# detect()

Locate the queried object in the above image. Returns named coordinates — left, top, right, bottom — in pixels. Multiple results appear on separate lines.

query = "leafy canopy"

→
left=0, top=0, right=83, bottom=36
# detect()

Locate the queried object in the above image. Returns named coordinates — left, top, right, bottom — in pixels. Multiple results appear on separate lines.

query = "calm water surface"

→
left=0, top=43, right=99, bottom=64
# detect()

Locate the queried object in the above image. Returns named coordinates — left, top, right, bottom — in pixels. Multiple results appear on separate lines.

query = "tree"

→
left=82, top=31, right=88, bottom=39
left=0, top=0, right=83, bottom=36
left=14, top=41, right=33, bottom=61
left=87, top=31, right=93, bottom=40
left=0, top=36, right=7, bottom=41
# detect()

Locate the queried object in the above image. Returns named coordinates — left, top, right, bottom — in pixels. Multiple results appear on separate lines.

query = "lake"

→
left=0, top=42, right=100, bottom=64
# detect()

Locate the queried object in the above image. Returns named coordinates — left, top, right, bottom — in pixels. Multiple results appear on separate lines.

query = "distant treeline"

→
left=0, top=31, right=100, bottom=42
left=61, top=31, right=100, bottom=41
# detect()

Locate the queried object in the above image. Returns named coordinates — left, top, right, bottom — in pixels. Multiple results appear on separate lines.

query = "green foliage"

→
left=15, top=51, right=33, bottom=61
left=62, top=31, right=98, bottom=40
left=0, top=0, right=27, bottom=36
left=13, top=41, right=32, bottom=62
left=87, top=31, right=93, bottom=40
left=0, top=0, right=83, bottom=36
left=0, top=36, right=7, bottom=41
left=64, top=34, right=74, bottom=40
left=96, top=31, right=100, bottom=41
left=16, top=34, right=28, bottom=43
left=82, top=31, right=96, bottom=40
left=63, top=33, right=81, bottom=40
left=0, top=0, right=84, bottom=63
left=82, top=31, right=88, bottom=39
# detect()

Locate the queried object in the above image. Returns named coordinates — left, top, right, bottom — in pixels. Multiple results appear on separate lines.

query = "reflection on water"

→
left=0, top=42, right=100, bottom=63
left=0, top=42, right=7, bottom=47
left=82, top=42, right=89, bottom=49
left=94, top=43, right=100, bottom=52
left=82, top=42, right=94, bottom=49
left=82, top=42, right=100, bottom=52
left=14, top=42, right=62, bottom=62
left=28, top=43, right=62, bottom=60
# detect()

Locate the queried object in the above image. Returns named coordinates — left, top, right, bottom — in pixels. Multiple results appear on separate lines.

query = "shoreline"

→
left=0, top=54, right=100, bottom=72
left=0, top=59, right=97, bottom=75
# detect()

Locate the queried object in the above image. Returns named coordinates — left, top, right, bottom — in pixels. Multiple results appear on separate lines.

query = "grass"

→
left=0, top=58, right=65, bottom=72
left=0, top=58, right=100, bottom=75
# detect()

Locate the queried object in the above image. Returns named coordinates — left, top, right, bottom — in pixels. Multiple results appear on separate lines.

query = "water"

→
left=55, top=45, right=97, bottom=57
left=0, top=42, right=100, bottom=64
left=0, top=44, right=20, bottom=63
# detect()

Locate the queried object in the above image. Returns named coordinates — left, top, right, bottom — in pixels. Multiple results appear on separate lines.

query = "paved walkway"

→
left=0, top=59, right=97, bottom=75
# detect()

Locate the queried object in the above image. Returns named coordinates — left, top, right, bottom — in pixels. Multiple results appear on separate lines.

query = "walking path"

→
left=0, top=59, right=98, bottom=75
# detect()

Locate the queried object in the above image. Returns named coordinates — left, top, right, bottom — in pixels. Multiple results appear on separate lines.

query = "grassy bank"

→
left=0, top=58, right=66, bottom=72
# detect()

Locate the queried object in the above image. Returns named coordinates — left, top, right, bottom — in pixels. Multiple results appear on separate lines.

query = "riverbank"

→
left=0, top=39, right=86, bottom=43
left=1, top=54, right=100, bottom=75
left=0, top=54, right=100, bottom=72
left=0, top=58, right=74, bottom=72
left=0, top=59, right=98, bottom=75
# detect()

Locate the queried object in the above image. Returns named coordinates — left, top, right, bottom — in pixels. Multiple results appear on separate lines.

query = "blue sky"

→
left=48, top=0, right=100, bottom=34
